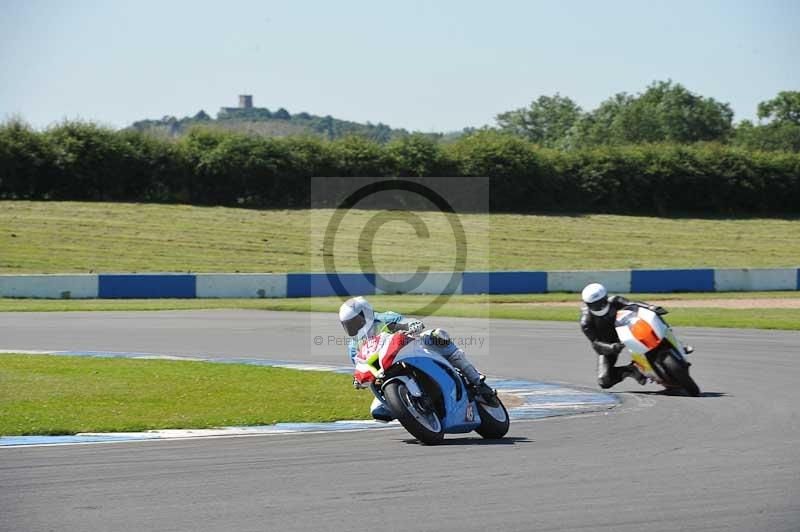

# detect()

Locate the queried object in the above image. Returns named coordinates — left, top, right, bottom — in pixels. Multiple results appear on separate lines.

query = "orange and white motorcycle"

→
left=615, top=305, right=701, bottom=396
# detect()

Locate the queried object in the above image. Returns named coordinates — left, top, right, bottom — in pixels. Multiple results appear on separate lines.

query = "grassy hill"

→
left=130, top=106, right=419, bottom=143
left=1, top=201, right=798, bottom=274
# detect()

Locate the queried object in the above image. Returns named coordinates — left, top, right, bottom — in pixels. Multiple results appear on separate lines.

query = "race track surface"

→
left=1, top=310, right=798, bottom=532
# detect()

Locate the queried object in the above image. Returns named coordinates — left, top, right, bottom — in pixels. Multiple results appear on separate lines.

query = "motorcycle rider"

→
left=580, top=283, right=692, bottom=389
left=339, top=296, right=495, bottom=421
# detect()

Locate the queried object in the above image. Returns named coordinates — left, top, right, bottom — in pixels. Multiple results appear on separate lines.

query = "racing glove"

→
left=405, top=320, right=425, bottom=335
left=648, top=305, right=668, bottom=315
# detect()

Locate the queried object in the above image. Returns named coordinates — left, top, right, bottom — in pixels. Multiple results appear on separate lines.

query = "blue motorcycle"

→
left=353, top=332, right=510, bottom=445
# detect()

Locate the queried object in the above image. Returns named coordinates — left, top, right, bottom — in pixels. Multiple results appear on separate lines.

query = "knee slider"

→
left=450, top=346, right=466, bottom=359
left=425, top=328, right=452, bottom=347
left=598, top=376, right=613, bottom=389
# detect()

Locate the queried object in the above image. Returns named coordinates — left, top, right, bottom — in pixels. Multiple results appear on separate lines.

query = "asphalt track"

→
left=1, top=310, right=798, bottom=532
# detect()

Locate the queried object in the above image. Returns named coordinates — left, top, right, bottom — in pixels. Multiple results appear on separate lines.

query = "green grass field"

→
left=2, top=201, right=798, bottom=330
left=0, top=354, right=372, bottom=436
left=1, top=201, right=798, bottom=273
left=2, top=292, right=798, bottom=330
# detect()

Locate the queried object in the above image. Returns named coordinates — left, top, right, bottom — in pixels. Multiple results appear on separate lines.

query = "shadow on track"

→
left=627, top=390, right=727, bottom=398
left=402, top=436, right=531, bottom=446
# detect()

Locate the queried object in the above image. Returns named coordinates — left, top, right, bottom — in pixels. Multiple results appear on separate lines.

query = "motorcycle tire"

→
left=661, top=354, right=701, bottom=397
left=474, top=396, right=510, bottom=439
left=384, top=380, right=445, bottom=445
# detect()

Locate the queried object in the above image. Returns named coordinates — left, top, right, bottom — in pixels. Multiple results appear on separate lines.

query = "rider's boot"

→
left=450, top=350, right=495, bottom=397
left=623, top=363, right=648, bottom=385
left=684, top=344, right=694, bottom=354
left=370, top=397, right=394, bottom=423
left=473, top=375, right=496, bottom=397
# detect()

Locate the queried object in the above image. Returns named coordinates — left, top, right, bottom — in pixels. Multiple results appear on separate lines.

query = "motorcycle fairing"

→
left=391, top=346, right=481, bottom=433
left=616, top=307, right=666, bottom=352
left=616, top=306, right=688, bottom=382
left=353, top=333, right=412, bottom=384
left=354, top=350, right=380, bottom=383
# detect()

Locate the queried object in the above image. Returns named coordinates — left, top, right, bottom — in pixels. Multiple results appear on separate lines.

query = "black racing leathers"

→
left=581, top=296, right=642, bottom=354
left=580, top=295, right=651, bottom=389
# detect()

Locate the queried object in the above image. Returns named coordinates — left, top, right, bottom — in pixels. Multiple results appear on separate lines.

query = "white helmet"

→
left=338, top=297, right=375, bottom=338
left=581, top=283, right=609, bottom=316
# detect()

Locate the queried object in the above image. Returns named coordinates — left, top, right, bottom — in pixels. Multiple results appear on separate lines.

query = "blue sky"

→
left=1, top=0, right=798, bottom=132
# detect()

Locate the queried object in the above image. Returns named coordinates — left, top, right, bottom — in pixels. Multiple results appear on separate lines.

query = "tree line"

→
left=1, top=120, right=798, bottom=214
left=496, top=82, right=800, bottom=152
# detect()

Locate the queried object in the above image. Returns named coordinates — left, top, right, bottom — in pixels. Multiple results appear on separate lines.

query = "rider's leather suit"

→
left=580, top=295, right=648, bottom=388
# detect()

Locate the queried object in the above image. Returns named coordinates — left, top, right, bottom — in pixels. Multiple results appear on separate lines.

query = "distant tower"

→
left=239, top=94, right=253, bottom=109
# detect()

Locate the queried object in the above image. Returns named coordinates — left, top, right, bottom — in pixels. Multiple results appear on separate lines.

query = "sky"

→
left=1, top=0, right=798, bottom=132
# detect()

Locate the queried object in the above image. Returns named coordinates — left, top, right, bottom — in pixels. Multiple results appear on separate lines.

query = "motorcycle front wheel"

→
left=474, top=396, right=510, bottom=439
left=661, top=354, right=701, bottom=397
left=384, top=380, right=445, bottom=445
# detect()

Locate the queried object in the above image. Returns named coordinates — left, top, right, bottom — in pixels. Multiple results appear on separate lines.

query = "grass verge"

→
left=1, top=292, right=799, bottom=330
left=2, top=201, right=799, bottom=273
left=0, top=354, right=371, bottom=436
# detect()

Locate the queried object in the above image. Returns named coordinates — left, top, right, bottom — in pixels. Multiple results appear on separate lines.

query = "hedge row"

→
left=1, top=121, right=798, bottom=214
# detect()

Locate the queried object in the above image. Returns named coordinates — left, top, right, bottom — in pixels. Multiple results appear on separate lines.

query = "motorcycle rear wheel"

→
left=661, top=354, right=701, bottom=397
left=384, top=381, right=445, bottom=445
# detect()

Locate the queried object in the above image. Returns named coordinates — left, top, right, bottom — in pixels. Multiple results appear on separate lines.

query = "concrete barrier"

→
left=547, top=270, right=631, bottom=293
left=1, top=268, right=798, bottom=299
left=195, top=274, right=287, bottom=298
left=376, top=272, right=462, bottom=295
left=0, top=274, right=98, bottom=299
left=714, top=268, right=798, bottom=292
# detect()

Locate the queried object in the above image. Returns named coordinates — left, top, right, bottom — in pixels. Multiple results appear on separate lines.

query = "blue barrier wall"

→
left=631, top=269, right=715, bottom=293
left=98, top=275, right=196, bottom=298
left=286, top=273, right=376, bottom=298
left=462, top=271, right=547, bottom=294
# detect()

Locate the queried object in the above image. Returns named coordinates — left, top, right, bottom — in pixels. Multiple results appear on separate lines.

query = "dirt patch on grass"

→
left=650, top=298, right=800, bottom=309
left=504, top=298, right=800, bottom=309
